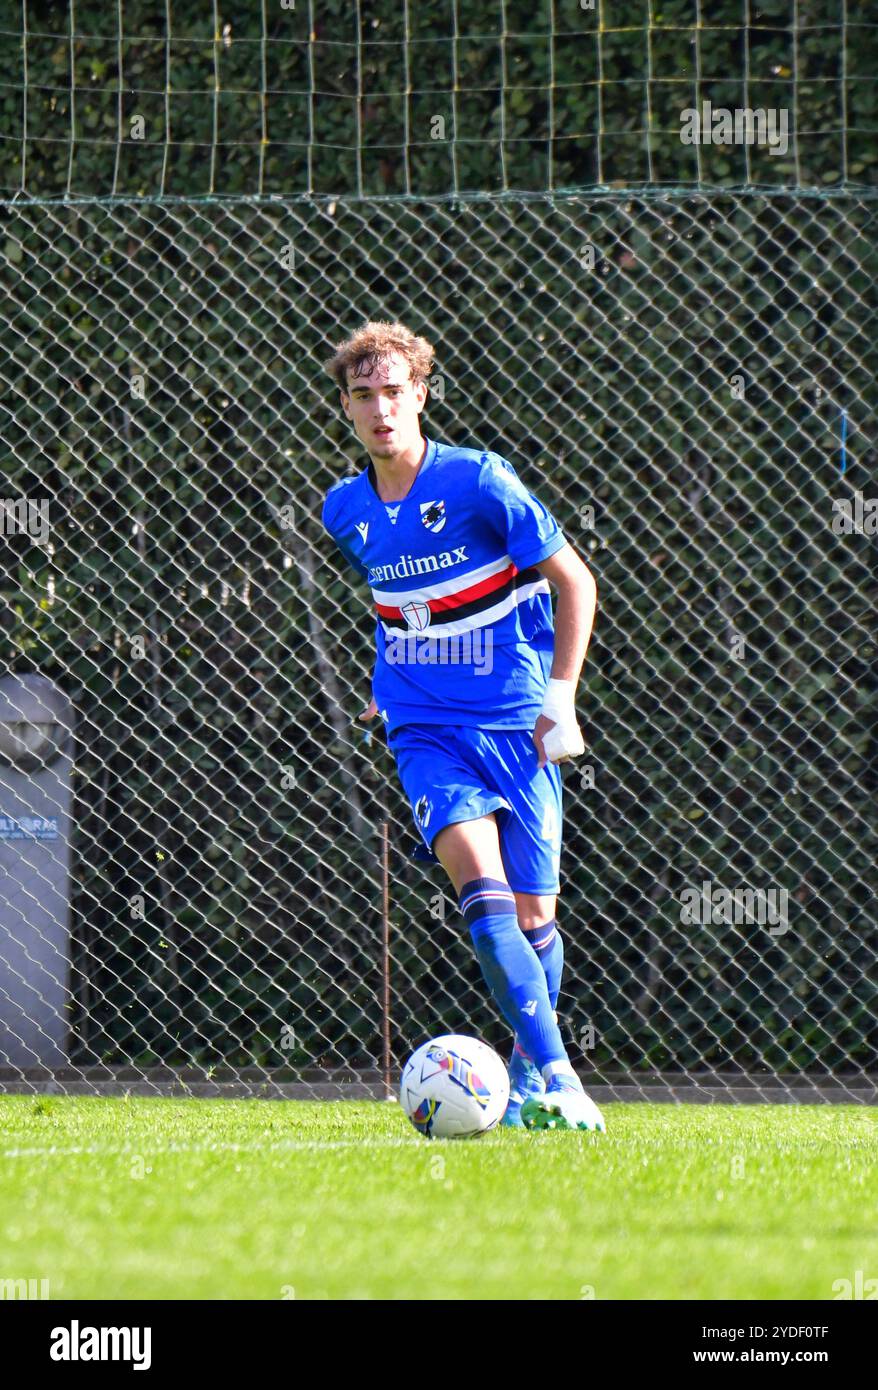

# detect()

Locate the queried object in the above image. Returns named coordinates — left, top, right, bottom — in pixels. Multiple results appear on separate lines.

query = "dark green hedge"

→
left=0, top=0, right=875, bottom=199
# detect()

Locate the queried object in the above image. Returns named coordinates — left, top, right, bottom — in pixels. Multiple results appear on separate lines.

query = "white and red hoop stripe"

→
left=370, top=553, right=513, bottom=610
left=378, top=577, right=549, bottom=638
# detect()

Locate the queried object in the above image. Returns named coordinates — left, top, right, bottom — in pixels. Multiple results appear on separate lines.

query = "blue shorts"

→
left=387, top=723, right=563, bottom=895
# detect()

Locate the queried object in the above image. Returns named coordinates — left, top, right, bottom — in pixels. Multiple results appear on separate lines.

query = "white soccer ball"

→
left=400, top=1034, right=510, bottom=1139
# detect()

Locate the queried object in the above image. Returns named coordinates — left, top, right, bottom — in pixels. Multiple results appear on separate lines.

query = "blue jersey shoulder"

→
left=434, top=442, right=518, bottom=490
left=322, top=472, right=365, bottom=530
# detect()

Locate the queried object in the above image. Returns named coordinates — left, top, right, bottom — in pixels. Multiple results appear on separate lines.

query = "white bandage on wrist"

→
left=539, top=678, right=585, bottom=762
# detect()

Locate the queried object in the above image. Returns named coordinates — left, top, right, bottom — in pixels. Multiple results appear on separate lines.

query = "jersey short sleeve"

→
left=322, top=481, right=368, bottom=582
left=477, top=452, right=566, bottom=570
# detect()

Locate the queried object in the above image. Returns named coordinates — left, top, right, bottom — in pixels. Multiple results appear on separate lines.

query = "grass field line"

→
left=1, top=1136, right=424, bottom=1159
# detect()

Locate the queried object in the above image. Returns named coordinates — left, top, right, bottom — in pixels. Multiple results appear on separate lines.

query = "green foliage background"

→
left=1, top=0, right=876, bottom=199
left=0, top=2, right=875, bottom=1077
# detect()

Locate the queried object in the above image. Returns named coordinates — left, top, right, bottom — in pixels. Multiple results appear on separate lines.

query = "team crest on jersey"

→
left=415, top=795, right=432, bottom=828
left=420, top=500, right=446, bottom=533
left=401, top=600, right=431, bottom=631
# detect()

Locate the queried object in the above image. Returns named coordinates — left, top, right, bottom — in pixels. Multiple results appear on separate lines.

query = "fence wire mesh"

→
left=1, top=189, right=875, bottom=1102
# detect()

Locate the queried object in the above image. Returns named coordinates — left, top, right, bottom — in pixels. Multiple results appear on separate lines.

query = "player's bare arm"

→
left=532, top=543, right=597, bottom=769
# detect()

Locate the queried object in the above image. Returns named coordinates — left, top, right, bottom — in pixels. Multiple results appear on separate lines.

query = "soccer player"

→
left=321, top=321, right=605, bottom=1132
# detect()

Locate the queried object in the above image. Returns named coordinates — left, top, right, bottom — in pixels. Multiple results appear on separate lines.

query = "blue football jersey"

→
left=321, top=436, right=565, bottom=733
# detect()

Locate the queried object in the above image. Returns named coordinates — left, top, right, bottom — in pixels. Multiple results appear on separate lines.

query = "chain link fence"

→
left=1, top=188, right=875, bottom=1102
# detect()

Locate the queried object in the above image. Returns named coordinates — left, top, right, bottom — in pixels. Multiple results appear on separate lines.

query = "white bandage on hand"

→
left=539, top=677, right=585, bottom=762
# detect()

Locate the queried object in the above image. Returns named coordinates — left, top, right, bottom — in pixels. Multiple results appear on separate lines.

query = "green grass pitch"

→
left=1, top=1095, right=875, bottom=1299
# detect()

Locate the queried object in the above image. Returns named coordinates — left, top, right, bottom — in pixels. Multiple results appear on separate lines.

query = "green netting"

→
left=1, top=0, right=875, bottom=200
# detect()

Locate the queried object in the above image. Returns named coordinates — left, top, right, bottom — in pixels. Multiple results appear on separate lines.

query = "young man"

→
left=321, top=320, right=605, bottom=1132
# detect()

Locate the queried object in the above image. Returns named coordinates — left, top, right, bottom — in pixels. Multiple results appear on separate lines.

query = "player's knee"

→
left=518, top=915, right=548, bottom=935
left=515, top=896, right=557, bottom=935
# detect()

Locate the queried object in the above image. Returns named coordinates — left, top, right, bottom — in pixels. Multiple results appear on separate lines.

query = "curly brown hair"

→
left=323, top=320, right=435, bottom=392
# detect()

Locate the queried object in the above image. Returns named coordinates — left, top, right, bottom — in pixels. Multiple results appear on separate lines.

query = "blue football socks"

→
left=459, top=877, right=568, bottom=1070
left=523, top=919, right=564, bottom=1009
left=512, top=918, right=565, bottom=1073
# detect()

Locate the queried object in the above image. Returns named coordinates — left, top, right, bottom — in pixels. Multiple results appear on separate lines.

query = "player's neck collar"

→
left=367, top=437, right=435, bottom=501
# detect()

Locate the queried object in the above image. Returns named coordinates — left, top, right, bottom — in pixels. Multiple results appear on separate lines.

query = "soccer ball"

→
left=400, top=1034, right=510, bottom=1139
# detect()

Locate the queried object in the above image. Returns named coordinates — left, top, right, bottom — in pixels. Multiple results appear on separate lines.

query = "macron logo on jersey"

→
left=355, top=521, right=369, bottom=543
left=368, top=546, right=469, bottom=586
